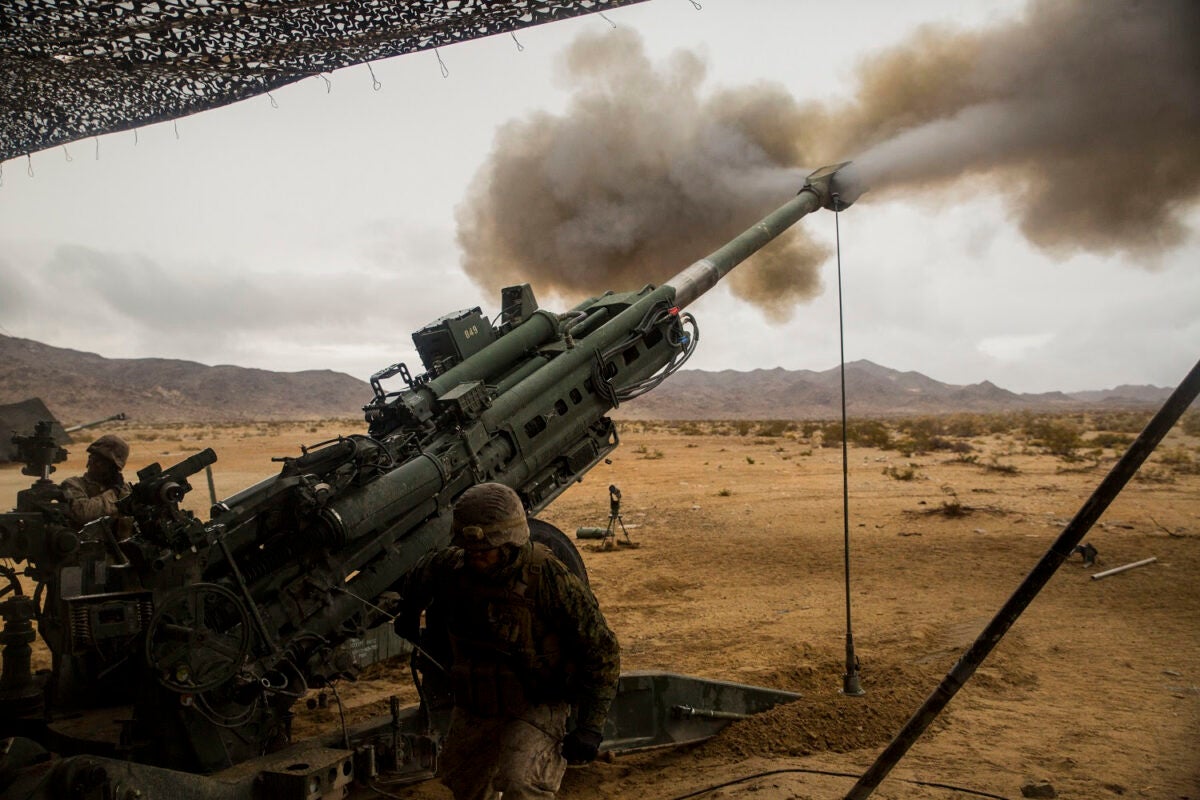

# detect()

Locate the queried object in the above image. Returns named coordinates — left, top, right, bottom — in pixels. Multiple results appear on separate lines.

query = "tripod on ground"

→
left=603, top=485, right=636, bottom=549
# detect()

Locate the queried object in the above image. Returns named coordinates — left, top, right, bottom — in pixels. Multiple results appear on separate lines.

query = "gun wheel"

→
left=529, top=518, right=589, bottom=585
left=145, top=582, right=252, bottom=693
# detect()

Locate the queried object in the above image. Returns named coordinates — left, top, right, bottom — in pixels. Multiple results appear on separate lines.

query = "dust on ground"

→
left=3, top=415, right=1197, bottom=800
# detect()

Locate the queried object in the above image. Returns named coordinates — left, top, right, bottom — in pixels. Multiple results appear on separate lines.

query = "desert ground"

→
left=3, top=411, right=1198, bottom=800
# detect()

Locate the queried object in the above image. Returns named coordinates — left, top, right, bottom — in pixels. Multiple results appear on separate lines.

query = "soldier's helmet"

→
left=87, top=434, right=130, bottom=471
left=451, top=483, right=530, bottom=551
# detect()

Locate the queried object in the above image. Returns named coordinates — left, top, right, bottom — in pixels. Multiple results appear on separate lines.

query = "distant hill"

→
left=0, top=335, right=1175, bottom=425
left=0, top=334, right=371, bottom=424
left=612, top=360, right=1175, bottom=420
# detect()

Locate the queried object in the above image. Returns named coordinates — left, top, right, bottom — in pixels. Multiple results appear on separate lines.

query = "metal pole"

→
left=845, top=356, right=1200, bottom=800
left=834, top=195, right=864, bottom=697
left=1091, top=556, right=1157, bottom=581
left=205, top=463, right=218, bottom=507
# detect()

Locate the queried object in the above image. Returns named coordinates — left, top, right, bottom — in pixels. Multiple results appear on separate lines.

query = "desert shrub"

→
left=938, top=499, right=969, bottom=517
left=818, top=422, right=842, bottom=448
left=819, top=420, right=892, bottom=449
left=745, top=456, right=756, bottom=465
left=1179, top=411, right=1200, bottom=437
left=897, top=416, right=943, bottom=438
left=704, top=422, right=732, bottom=436
left=1093, top=410, right=1155, bottom=434
left=1134, top=466, right=1175, bottom=484
left=676, top=421, right=705, bottom=436
left=633, top=444, right=664, bottom=460
left=883, top=464, right=919, bottom=481
left=982, top=458, right=1020, bottom=475
left=895, top=433, right=967, bottom=455
left=895, top=416, right=968, bottom=453
left=943, top=414, right=988, bottom=438
left=800, top=421, right=823, bottom=438
left=1025, top=417, right=1083, bottom=458
left=1089, top=432, right=1133, bottom=449
left=638, top=441, right=667, bottom=460
left=851, top=419, right=892, bottom=449
left=983, top=413, right=1023, bottom=436
left=1156, top=447, right=1199, bottom=474
left=716, top=488, right=733, bottom=497
left=755, top=420, right=794, bottom=438
left=733, top=420, right=755, bottom=436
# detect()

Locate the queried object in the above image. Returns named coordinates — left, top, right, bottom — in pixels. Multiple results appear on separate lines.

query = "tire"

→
left=528, top=518, right=589, bottom=585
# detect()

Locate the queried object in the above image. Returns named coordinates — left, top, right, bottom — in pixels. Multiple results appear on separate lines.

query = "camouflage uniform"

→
left=59, top=474, right=132, bottom=528
left=396, top=485, right=620, bottom=800
left=59, top=434, right=132, bottom=529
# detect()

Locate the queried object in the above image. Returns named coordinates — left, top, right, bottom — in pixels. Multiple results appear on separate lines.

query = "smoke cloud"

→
left=457, top=0, right=1199, bottom=317
left=455, top=29, right=827, bottom=320
left=835, top=0, right=1200, bottom=256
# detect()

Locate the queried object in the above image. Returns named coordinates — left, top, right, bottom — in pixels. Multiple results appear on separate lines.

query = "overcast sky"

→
left=1, top=0, right=1196, bottom=396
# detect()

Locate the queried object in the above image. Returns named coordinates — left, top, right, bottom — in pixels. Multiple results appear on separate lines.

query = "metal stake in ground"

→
left=832, top=193, right=864, bottom=698
left=844, top=356, right=1200, bottom=800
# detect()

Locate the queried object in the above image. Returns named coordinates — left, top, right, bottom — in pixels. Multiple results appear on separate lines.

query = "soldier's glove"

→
left=561, top=727, right=603, bottom=765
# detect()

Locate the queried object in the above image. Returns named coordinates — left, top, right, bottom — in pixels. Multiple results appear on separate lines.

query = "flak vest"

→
left=446, top=544, right=569, bottom=717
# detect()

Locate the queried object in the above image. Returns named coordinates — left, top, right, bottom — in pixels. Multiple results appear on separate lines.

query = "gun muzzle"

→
left=665, top=162, right=852, bottom=309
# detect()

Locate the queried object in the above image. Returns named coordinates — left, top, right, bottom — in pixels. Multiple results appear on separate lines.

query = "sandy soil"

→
left=3, top=416, right=1197, bottom=800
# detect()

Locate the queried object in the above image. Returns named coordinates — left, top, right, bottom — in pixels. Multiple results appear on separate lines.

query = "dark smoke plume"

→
left=458, top=0, right=1199, bottom=317
left=456, top=29, right=826, bottom=320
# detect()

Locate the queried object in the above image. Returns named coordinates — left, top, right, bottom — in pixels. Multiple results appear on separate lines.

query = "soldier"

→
left=395, top=483, right=620, bottom=800
left=60, top=434, right=133, bottom=529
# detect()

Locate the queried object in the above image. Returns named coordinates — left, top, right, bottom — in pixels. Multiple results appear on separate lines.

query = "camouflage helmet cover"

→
left=87, top=434, right=130, bottom=470
left=451, top=483, right=529, bottom=551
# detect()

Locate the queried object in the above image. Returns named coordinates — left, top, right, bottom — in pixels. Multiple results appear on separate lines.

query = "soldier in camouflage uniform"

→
left=59, top=434, right=133, bottom=530
left=395, top=483, right=620, bottom=800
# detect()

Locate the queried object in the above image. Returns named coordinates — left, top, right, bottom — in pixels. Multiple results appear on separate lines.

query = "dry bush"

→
left=1180, top=411, right=1200, bottom=437
left=1089, top=432, right=1134, bottom=450
left=754, top=420, right=795, bottom=438
left=633, top=444, right=664, bottom=460
left=819, top=420, right=891, bottom=450
left=981, top=458, right=1020, bottom=475
left=883, top=464, right=920, bottom=481
left=894, top=416, right=977, bottom=454
left=1024, top=416, right=1083, bottom=459
left=1156, top=447, right=1199, bottom=475
left=1093, top=410, right=1155, bottom=434
left=1135, top=466, right=1176, bottom=484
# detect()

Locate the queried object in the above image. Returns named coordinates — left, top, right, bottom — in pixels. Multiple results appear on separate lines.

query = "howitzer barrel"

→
left=666, top=162, right=849, bottom=309
left=63, top=412, right=127, bottom=434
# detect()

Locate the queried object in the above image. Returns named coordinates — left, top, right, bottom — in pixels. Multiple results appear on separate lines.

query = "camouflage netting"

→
left=0, top=0, right=648, bottom=162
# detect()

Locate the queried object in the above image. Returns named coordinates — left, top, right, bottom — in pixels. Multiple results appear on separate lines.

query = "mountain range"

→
left=0, top=333, right=1174, bottom=425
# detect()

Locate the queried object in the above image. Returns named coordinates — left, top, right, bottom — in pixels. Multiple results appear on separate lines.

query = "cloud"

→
left=455, top=28, right=829, bottom=320
left=0, top=221, right=487, bottom=379
left=977, top=332, right=1055, bottom=362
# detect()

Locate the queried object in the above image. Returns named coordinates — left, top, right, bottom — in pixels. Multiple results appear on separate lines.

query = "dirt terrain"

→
left=3, top=414, right=1197, bottom=800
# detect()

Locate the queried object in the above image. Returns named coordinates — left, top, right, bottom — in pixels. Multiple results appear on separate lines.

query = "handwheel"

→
left=145, top=582, right=252, bottom=692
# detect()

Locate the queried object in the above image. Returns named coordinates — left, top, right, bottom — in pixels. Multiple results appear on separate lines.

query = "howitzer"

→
left=63, top=412, right=128, bottom=434
left=0, top=165, right=847, bottom=797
